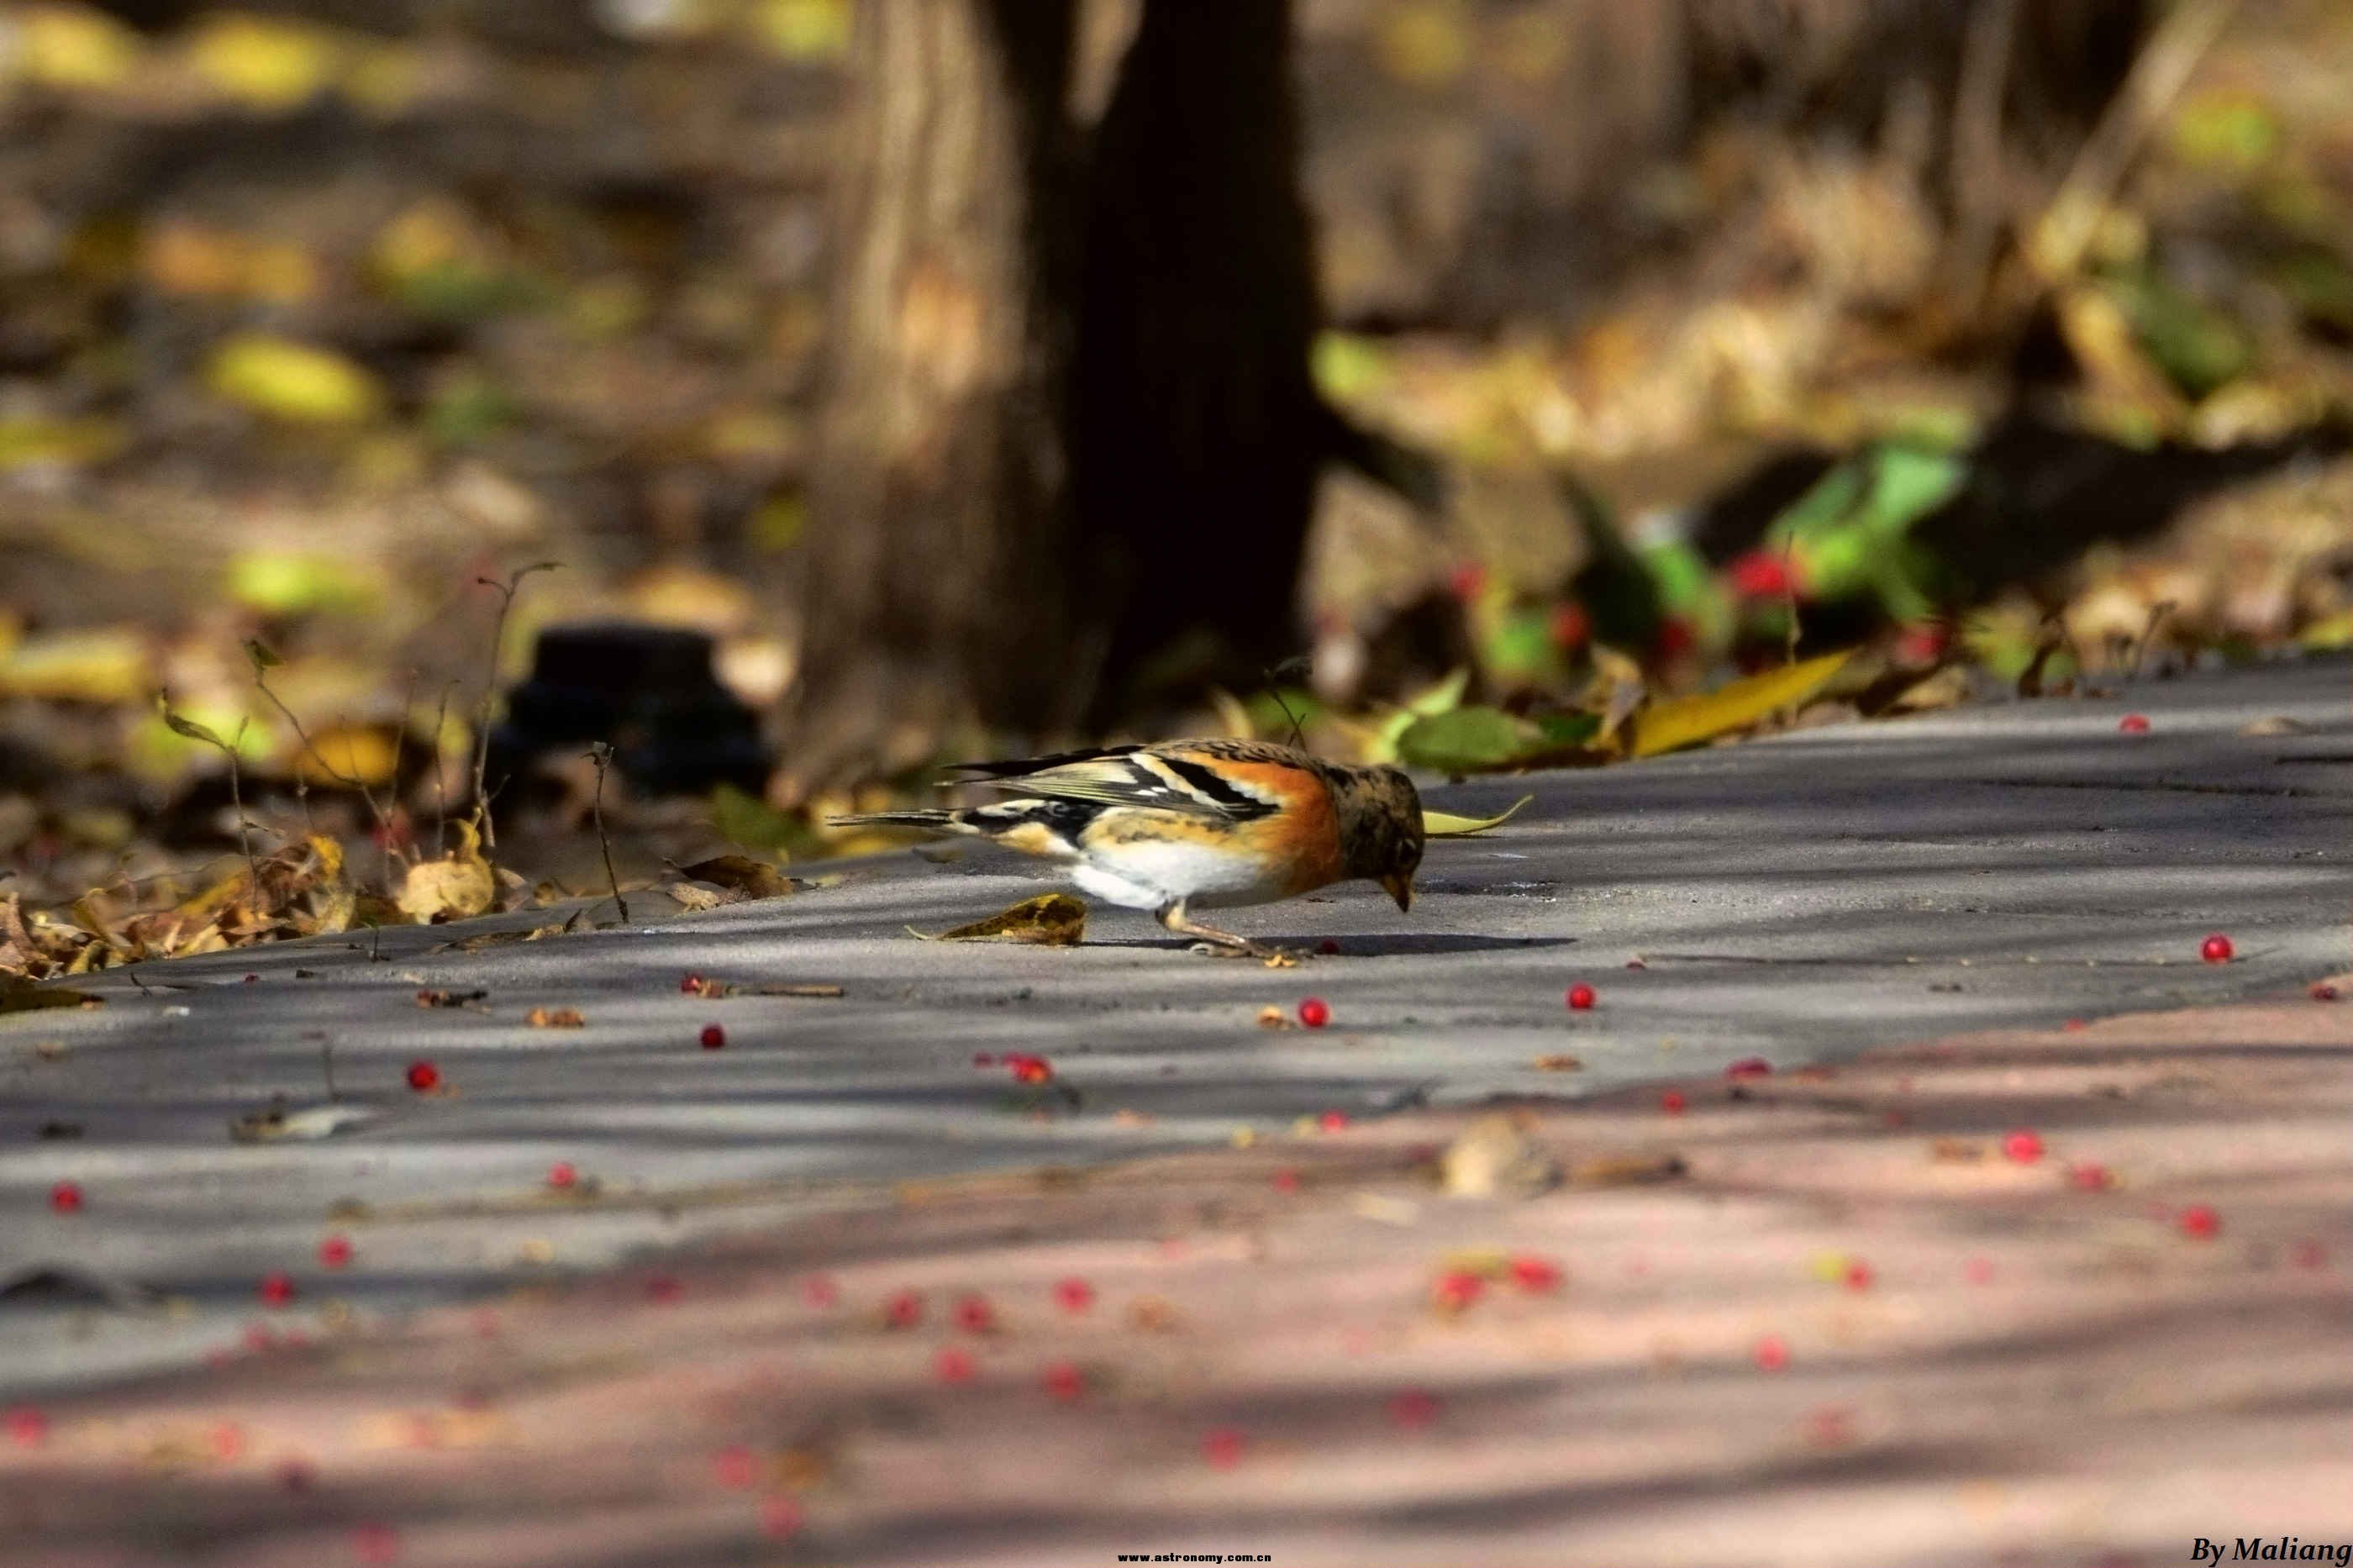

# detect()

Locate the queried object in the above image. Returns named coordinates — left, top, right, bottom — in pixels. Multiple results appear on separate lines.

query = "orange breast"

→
left=1209, top=759, right=1343, bottom=895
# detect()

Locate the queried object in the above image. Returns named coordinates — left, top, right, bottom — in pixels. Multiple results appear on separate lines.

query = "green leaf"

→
left=157, top=701, right=229, bottom=750
left=1396, top=706, right=1533, bottom=772
left=1629, top=650, right=1856, bottom=759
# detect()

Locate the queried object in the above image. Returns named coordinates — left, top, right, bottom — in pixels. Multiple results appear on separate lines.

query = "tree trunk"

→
left=778, top=0, right=1077, bottom=802
left=1075, top=0, right=1321, bottom=720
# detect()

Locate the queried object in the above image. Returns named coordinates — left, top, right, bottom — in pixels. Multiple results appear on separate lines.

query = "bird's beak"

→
left=1380, top=871, right=1413, bottom=913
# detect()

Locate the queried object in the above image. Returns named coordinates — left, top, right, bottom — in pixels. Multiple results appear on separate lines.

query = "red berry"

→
left=2069, top=1162, right=2113, bottom=1191
left=1271, top=1168, right=1301, bottom=1193
left=713, top=1444, right=758, bottom=1489
left=243, top=973, right=259, bottom=983
left=403, top=1060, right=440, bottom=1092
left=1566, top=982, right=1596, bottom=1011
left=1447, top=563, right=1487, bottom=602
left=546, top=1161, right=577, bottom=1189
left=1009, top=1054, right=1053, bottom=1085
left=1053, top=1276, right=1095, bottom=1313
left=2118, top=713, right=2150, bottom=734
left=2063, top=1018, right=2087, bottom=1031
left=953, top=1294, right=994, bottom=1334
left=646, top=1276, right=682, bottom=1304
left=882, top=1290, right=923, bottom=1329
left=2002, top=1129, right=2045, bottom=1164
left=1842, top=1260, right=1873, bottom=1292
left=934, top=1347, right=975, bottom=1384
left=2200, top=933, right=2234, bottom=964
left=1042, top=1360, right=1085, bottom=1402
left=48, top=1181, right=82, bottom=1214
left=699, top=1023, right=726, bottom=1050
left=1727, top=549, right=1796, bottom=600
left=1431, top=1271, right=1485, bottom=1313
left=6, top=1408, right=46, bottom=1447
left=1893, top=623, right=1947, bottom=664
left=1298, top=997, right=1330, bottom=1029
left=2178, top=1203, right=2221, bottom=1239
left=802, top=1275, right=840, bottom=1309
left=1753, top=1334, right=1791, bottom=1371
left=758, top=1497, right=804, bottom=1539
left=208, top=1422, right=244, bottom=1460
left=1508, top=1255, right=1561, bottom=1293
left=1724, top=1056, right=1771, bottom=1080
left=1655, top=616, right=1695, bottom=659
left=1548, top=602, right=1591, bottom=650
left=1317, top=938, right=1340, bottom=955
left=2310, top=981, right=2340, bottom=1002
left=1202, top=1427, right=1247, bottom=1469
left=1387, top=1389, right=1441, bottom=1429
left=318, top=1235, right=353, bottom=1269
left=1660, top=1089, right=1687, bottom=1115
left=258, top=1272, right=296, bottom=1308
left=1317, top=1109, right=1350, bottom=1133
left=679, top=973, right=704, bottom=994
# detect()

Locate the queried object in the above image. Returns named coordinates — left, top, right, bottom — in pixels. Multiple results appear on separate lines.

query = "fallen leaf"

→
left=1531, top=1053, right=1584, bottom=1071
left=526, top=1007, right=585, bottom=1029
left=677, top=855, right=792, bottom=900
left=1423, top=794, right=1533, bottom=837
left=929, top=893, right=1087, bottom=945
left=229, top=1102, right=374, bottom=1143
left=414, top=988, right=487, bottom=1009
left=1440, top=1113, right=1559, bottom=1198
left=206, top=334, right=382, bottom=425
left=397, top=818, right=494, bottom=923
left=1629, top=650, right=1856, bottom=758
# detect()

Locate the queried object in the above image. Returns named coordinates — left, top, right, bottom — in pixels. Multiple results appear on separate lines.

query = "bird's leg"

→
left=1157, top=901, right=1282, bottom=960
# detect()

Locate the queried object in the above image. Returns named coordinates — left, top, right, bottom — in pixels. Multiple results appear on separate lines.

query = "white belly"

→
left=1067, top=840, right=1286, bottom=911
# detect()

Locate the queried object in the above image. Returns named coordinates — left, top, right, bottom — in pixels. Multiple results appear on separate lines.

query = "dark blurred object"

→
left=487, top=624, right=768, bottom=803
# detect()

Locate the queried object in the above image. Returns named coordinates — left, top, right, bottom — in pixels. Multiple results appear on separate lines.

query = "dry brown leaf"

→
left=676, top=855, right=792, bottom=901
left=1531, top=1053, right=1584, bottom=1071
left=526, top=1007, right=585, bottom=1029
left=397, top=818, right=494, bottom=923
left=929, top=892, right=1087, bottom=945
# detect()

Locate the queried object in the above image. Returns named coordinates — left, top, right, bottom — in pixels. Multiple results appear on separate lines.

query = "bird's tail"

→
left=825, top=808, right=967, bottom=834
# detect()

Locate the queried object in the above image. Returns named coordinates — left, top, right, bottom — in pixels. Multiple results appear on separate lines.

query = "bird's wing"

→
left=948, top=740, right=1295, bottom=822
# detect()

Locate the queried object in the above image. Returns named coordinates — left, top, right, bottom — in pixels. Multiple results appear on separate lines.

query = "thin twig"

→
left=388, top=668, right=419, bottom=872
left=2128, top=600, right=2177, bottom=682
left=587, top=743, right=629, bottom=925
left=470, top=563, right=559, bottom=853
left=251, top=672, right=398, bottom=859
left=429, top=680, right=456, bottom=859
left=228, top=718, right=259, bottom=892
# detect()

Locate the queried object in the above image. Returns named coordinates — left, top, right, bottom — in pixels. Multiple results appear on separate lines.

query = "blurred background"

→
left=3, top=0, right=2351, bottom=941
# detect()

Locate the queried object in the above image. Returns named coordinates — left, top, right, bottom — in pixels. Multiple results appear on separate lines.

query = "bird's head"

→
left=1336, top=763, right=1424, bottom=913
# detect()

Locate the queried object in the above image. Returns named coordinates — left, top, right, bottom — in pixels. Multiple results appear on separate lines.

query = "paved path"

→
left=4, top=655, right=2350, bottom=1394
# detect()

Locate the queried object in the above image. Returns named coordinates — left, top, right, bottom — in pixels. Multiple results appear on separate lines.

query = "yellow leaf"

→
left=295, top=723, right=398, bottom=787
left=1423, top=794, right=1532, bottom=837
left=207, top=334, right=382, bottom=425
left=18, top=4, right=143, bottom=89
left=186, top=13, right=340, bottom=111
left=755, top=0, right=851, bottom=60
left=926, top=893, right=1087, bottom=946
left=0, top=627, right=150, bottom=704
left=397, top=818, right=493, bottom=923
left=1628, top=651, right=1856, bottom=760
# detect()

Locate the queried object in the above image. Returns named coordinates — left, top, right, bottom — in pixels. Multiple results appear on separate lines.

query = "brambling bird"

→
left=830, top=739, right=1424, bottom=955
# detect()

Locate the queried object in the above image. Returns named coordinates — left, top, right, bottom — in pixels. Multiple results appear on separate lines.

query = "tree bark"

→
left=1075, top=0, right=1321, bottom=720
left=778, top=0, right=1077, bottom=801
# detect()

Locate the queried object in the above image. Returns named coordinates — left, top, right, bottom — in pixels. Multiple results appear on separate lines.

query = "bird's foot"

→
left=1186, top=939, right=1299, bottom=966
